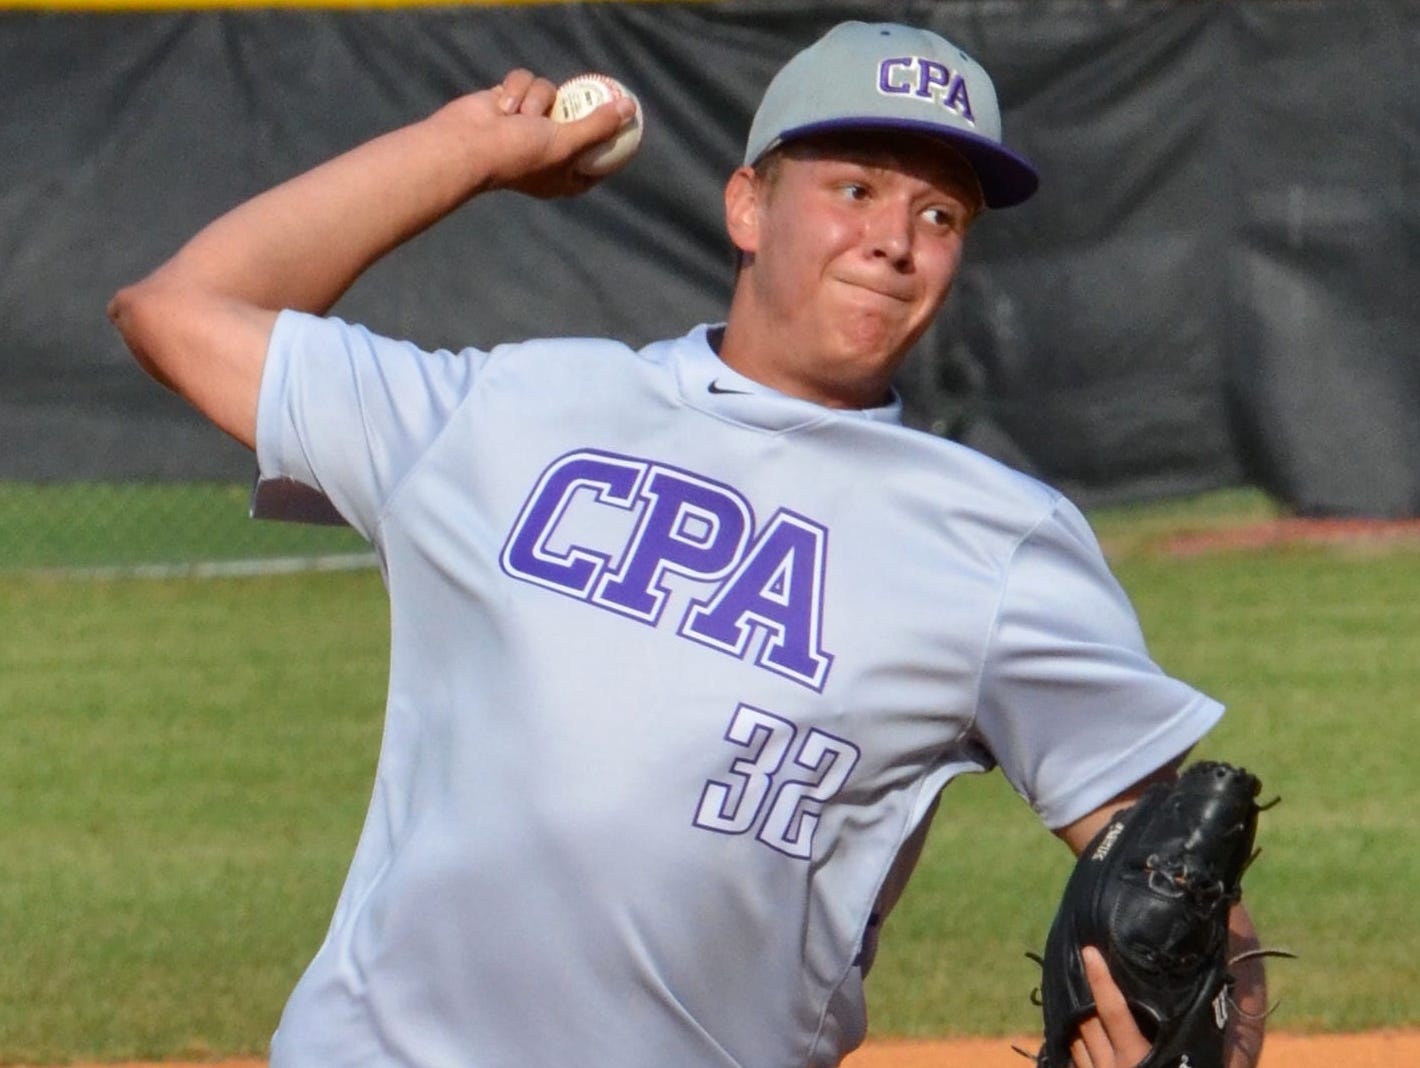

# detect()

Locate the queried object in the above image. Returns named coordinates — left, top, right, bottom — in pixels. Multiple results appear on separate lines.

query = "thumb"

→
left=553, top=95, right=638, bottom=158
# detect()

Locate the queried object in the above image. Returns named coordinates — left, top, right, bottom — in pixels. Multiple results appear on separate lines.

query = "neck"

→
left=716, top=298, right=898, bottom=411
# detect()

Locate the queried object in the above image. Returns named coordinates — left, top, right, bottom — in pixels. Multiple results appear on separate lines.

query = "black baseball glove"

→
left=1027, top=761, right=1276, bottom=1068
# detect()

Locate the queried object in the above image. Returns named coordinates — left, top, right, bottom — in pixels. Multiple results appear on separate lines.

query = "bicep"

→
left=109, top=279, right=277, bottom=450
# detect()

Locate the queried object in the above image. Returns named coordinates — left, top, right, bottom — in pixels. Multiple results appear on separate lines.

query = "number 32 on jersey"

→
left=694, top=703, right=860, bottom=860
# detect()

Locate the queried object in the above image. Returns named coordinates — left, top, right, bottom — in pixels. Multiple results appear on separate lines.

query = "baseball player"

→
left=109, top=21, right=1268, bottom=1068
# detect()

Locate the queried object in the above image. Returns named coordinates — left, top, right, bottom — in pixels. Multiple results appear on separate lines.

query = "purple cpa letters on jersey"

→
left=500, top=448, right=834, bottom=691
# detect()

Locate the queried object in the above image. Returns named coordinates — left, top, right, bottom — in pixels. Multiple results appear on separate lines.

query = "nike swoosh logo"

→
left=708, top=379, right=751, bottom=395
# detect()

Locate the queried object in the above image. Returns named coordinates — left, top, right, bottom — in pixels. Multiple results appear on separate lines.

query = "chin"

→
left=836, top=300, right=920, bottom=344
left=832, top=326, right=912, bottom=370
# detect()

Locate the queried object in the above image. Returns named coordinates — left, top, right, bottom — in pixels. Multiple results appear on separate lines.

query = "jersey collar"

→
left=671, top=324, right=904, bottom=430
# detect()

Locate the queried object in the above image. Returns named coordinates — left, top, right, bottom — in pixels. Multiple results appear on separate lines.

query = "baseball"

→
left=552, top=73, right=644, bottom=177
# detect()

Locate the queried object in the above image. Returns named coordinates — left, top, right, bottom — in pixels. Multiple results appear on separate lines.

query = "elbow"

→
left=106, top=280, right=144, bottom=346
left=108, top=279, right=176, bottom=387
left=103, top=280, right=270, bottom=451
left=105, top=283, right=133, bottom=328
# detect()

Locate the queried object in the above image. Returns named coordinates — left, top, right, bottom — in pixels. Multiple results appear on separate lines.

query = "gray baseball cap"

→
left=744, top=21, right=1038, bottom=209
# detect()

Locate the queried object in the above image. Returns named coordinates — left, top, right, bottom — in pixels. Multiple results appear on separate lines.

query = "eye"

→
left=837, top=181, right=871, bottom=202
left=921, top=203, right=970, bottom=231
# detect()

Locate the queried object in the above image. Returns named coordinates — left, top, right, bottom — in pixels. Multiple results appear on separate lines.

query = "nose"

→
left=865, top=199, right=914, bottom=269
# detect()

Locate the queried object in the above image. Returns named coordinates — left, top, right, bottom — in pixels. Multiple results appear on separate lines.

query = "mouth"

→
left=834, top=277, right=914, bottom=304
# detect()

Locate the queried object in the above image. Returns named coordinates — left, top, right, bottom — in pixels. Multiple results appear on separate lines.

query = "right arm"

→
left=107, top=70, right=634, bottom=449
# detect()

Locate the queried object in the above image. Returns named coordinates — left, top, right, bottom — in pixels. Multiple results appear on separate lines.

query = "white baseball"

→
left=552, top=74, right=644, bottom=177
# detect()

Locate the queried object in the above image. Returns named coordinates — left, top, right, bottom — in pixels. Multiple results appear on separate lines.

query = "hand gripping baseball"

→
left=551, top=74, right=644, bottom=176
left=471, top=69, right=639, bottom=198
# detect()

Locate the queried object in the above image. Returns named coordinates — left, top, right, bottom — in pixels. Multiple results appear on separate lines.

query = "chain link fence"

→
left=0, top=481, right=372, bottom=575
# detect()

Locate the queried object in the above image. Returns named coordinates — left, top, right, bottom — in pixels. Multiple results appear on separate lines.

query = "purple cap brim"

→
left=770, top=117, right=1039, bottom=209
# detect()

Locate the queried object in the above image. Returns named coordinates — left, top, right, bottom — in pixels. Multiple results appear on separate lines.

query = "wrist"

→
left=423, top=91, right=533, bottom=198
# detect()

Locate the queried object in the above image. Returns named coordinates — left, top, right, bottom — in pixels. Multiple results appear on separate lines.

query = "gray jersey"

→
left=255, top=312, right=1222, bottom=1068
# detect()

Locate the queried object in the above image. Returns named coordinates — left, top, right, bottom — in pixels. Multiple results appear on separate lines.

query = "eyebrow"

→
left=820, top=156, right=982, bottom=207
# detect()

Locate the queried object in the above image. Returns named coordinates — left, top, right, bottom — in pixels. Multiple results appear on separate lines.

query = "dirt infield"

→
left=62, top=1032, right=1420, bottom=1068
left=1157, top=515, right=1420, bottom=556
left=843, top=1030, right=1420, bottom=1066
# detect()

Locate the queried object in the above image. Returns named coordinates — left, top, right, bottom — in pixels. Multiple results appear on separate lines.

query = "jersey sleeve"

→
left=255, top=310, right=487, bottom=540
left=973, top=496, right=1223, bottom=829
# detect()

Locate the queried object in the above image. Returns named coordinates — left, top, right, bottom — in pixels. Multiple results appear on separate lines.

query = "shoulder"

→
left=490, top=335, right=639, bottom=361
left=901, top=433, right=1127, bottom=597
left=935, top=435, right=1063, bottom=513
left=276, top=313, right=647, bottom=371
left=871, top=423, right=1070, bottom=538
left=475, top=333, right=657, bottom=385
left=459, top=329, right=707, bottom=408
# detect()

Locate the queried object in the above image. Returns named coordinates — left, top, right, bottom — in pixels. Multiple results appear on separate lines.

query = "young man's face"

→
left=725, top=131, right=983, bottom=408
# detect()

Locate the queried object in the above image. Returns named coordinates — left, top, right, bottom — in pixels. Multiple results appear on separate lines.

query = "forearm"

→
left=149, top=99, right=500, bottom=315
left=1226, top=903, right=1267, bottom=1068
left=137, top=70, right=627, bottom=315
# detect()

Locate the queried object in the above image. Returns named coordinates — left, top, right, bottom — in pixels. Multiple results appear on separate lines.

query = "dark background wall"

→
left=2, top=0, right=1415, bottom=514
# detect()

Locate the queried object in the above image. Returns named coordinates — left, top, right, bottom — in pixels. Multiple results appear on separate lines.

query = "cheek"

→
left=921, top=241, right=966, bottom=301
left=777, top=213, right=833, bottom=255
left=762, top=215, right=851, bottom=297
left=770, top=192, right=859, bottom=256
left=817, top=210, right=867, bottom=259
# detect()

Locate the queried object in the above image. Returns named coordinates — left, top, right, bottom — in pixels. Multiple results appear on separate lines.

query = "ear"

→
left=723, top=166, right=762, bottom=256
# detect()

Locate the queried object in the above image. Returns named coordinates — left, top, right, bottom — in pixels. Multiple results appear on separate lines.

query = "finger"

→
left=1082, top=946, right=1152, bottom=1065
left=1070, top=1035, right=1093, bottom=1068
left=517, top=76, right=560, bottom=117
left=564, top=93, right=637, bottom=139
left=1074, top=1015, right=1111, bottom=1068
left=547, top=98, right=635, bottom=167
left=496, top=68, right=536, bottom=115
left=1082, top=947, right=1129, bottom=1024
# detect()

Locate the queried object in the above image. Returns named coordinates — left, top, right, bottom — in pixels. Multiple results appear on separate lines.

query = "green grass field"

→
left=0, top=482, right=368, bottom=572
left=1, top=487, right=1417, bottom=1061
